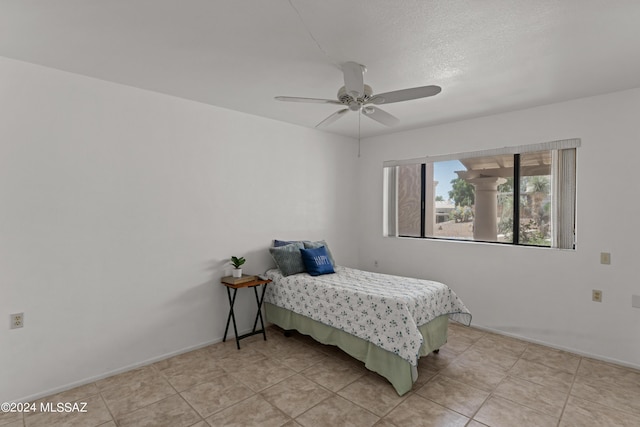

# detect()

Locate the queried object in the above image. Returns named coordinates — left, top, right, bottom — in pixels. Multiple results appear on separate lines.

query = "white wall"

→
left=0, top=57, right=359, bottom=402
left=357, top=88, right=640, bottom=368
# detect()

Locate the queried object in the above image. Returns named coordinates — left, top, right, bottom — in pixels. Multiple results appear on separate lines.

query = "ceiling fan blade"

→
left=362, top=106, right=400, bottom=127
left=316, top=108, right=349, bottom=128
left=275, top=96, right=342, bottom=105
left=369, top=85, right=441, bottom=105
left=342, top=61, right=365, bottom=98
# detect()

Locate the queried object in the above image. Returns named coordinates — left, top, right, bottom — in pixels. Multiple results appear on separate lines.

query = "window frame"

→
left=383, top=139, right=579, bottom=249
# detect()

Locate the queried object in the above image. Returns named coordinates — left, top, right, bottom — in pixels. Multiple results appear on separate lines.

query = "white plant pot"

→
left=232, top=268, right=242, bottom=278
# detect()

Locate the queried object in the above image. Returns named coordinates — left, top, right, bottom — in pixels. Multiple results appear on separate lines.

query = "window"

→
left=383, top=139, right=579, bottom=249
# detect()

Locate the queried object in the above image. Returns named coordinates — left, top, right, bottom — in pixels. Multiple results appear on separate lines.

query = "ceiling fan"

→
left=275, top=62, right=441, bottom=129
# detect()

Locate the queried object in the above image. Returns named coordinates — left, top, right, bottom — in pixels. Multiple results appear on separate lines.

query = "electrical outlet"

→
left=600, top=252, right=611, bottom=265
left=592, top=290, right=603, bottom=303
left=10, top=313, right=24, bottom=329
left=374, top=260, right=379, bottom=268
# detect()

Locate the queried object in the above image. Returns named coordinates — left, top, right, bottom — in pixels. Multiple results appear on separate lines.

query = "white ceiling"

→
left=2, top=0, right=640, bottom=139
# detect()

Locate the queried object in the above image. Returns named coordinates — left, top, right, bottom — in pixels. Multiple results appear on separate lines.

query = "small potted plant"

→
left=230, top=256, right=246, bottom=278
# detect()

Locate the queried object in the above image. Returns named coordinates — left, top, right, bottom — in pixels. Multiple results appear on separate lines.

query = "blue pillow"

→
left=269, top=242, right=305, bottom=276
left=300, top=246, right=335, bottom=276
left=303, top=240, right=336, bottom=266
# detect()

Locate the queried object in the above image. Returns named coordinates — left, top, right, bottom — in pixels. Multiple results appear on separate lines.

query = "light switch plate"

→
left=600, top=252, right=611, bottom=265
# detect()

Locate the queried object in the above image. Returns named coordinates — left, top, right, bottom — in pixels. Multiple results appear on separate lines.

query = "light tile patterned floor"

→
left=5, top=323, right=640, bottom=427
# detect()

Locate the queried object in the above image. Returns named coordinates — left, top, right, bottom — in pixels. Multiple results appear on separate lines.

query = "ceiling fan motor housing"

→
left=338, top=84, right=373, bottom=108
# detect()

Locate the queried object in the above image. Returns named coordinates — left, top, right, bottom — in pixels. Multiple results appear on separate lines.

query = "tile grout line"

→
left=417, top=332, right=482, bottom=424
left=96, top=389, right=118, bottom=427
left=101, top=363, right=198, bottom=426
left=203, top=390, right=292, bottom=425
left=154, top=363, right=209, bottom=427
left=270, top=328, right=384, bottom=424
left=306, top=372, right=379, bottom=421
left=558, top=358, right=640, bottom=422
left=193, top=343, right=296, bottom=424
left=556, top=355, right=582, bottom=427
left=503, top=345, right=579, bottom=421
left=437, top=333, right=490, bottom=424
left=459, top=340, right=575, bottom=425
left=461, top=342, right=526, bottom=426
left=288, top=394, right=334, bottom=425
left=161, top=330, right=322, bottom=424
left=416, top=373, right=485, bottom=424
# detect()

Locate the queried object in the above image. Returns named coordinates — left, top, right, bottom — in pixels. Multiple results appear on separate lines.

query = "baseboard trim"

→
left=11, top=328, right=254, bottom=403
left=471, top=323, right=640, bottom=372
left=16, top=323, right=639, bottom=402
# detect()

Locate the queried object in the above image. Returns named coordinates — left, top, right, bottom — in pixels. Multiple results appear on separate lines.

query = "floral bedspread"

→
left=264, top=266, right=472, bottom=366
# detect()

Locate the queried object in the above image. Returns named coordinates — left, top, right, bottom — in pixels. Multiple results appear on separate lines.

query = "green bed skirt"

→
left=265, top=302, right=449, bottom=395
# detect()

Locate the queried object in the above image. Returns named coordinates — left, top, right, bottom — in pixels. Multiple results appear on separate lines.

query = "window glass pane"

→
left=397, top=164, right=422, bottom=237
left=497, top=178, right=514, bottom=243
left=431, top=157, right=514, bottom=243
left=430, top=160, right=474, bottom=240
left=519, top=151, right=552, bottom=246
left=461, top=154, right=513, bottom=243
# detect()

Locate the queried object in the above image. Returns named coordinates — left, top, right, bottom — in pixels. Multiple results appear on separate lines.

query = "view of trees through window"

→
left=398, top=151, right=553, bottom=246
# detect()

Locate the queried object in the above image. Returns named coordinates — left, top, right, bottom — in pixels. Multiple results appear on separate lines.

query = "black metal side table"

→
left=221, top=277, right=272, bottom=349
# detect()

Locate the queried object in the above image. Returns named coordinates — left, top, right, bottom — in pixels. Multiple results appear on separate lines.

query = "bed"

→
left=263, top=265, right=472, bottom=395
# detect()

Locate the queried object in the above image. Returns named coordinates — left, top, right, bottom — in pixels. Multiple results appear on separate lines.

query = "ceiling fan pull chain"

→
left=358, top=110, right=361, bottom=158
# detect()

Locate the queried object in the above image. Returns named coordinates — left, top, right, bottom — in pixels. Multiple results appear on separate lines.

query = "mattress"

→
left=264, top=266, right=471, bottom=366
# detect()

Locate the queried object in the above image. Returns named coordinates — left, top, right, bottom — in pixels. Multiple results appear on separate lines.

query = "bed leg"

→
left=283, top=330, right=294, bottom=337
left=433, top=349, right=440, bottom=354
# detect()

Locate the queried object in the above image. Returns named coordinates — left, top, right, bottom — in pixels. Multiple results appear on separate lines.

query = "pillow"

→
left=303, top=240, right=336, bottom=266
left=269, top=242, right=305, bottom=276
left=300, top=246, right=335, bottom=276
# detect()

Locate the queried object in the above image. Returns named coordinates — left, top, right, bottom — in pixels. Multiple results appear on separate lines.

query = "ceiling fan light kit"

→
left=275, top=61, right=441, bottom=129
